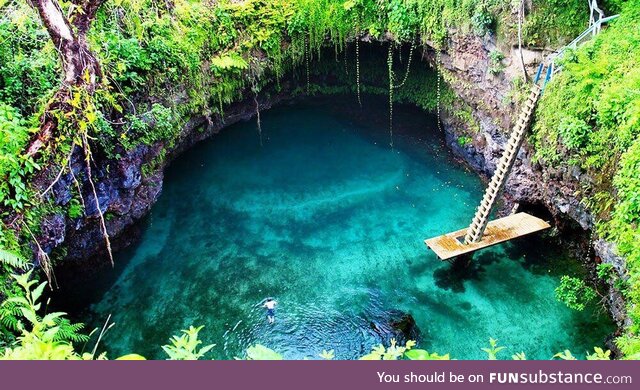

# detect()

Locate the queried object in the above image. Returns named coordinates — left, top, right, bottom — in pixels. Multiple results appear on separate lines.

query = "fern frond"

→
left=52, top=318, right=89, bottom=343
left=0, top=299, right=23, bottom=332
left=0, top=313, right=19, bottom=331
left=0, top=248, right=29, bottom=270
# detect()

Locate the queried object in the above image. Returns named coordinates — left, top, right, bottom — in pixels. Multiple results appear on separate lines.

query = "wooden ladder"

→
left=427, top=6, right=619, bottom=254
left=463, top=84, right=542, bottom=244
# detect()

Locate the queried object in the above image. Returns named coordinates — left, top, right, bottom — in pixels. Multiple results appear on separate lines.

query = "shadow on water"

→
left=432, top=251, right=501, bottom=293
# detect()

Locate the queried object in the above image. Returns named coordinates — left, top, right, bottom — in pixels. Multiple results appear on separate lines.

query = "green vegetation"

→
left=533, top=0, right=640, bottom=357
left=555, top=275, right=598, bottom=311
left=162, top=326, right=215, bottom=360
left=1, top=270, right=92, bottom=359
left=0, top=0, right=638, bottom=359
left=0, top=0, right=543, bottom=263
left=519, top=0, right=588, bottom=46
left=481, top=337, right=506, bottom=360
left=488, top=49, right=505, bottom=74
left=0, top=273, right=616, bottom=360
left=457, top=135, right=473, bottom=147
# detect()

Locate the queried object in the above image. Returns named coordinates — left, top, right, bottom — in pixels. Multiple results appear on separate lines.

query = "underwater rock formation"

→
left=370, top=310, right=420, bottom=345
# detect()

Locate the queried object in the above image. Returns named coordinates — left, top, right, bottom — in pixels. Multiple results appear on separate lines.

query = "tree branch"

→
left=31, top=0, right=75, bottom=48
left=71, top=0, right=105, bottom=38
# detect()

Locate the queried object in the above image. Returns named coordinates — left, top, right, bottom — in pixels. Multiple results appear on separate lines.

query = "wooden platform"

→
left=425, top=213, right=551, bottom=260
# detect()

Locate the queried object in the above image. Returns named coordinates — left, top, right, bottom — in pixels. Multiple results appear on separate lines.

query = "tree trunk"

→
left=517, top=0, right=528, bottom=82
left=26, top=0, right=103, bottom=156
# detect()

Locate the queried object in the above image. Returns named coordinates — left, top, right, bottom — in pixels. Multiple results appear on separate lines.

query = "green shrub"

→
left=472, top=6, right=494, bottom=36
left=555, top=275, right=597, bottom=311
left=457, top=136, right=473, bottom=147
left=489, top=50, right=505, bottom=74
left=0, top=103, right=38, bottom=212
left=533, top=1, right=640, bottom=355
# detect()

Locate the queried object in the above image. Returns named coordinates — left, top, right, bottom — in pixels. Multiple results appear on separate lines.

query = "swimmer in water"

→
left=263, top=298, right=277, bottom=324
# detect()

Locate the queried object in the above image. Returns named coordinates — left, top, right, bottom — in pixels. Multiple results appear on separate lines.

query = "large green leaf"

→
left=404, top=349, right=450, bottom=360
left=245, top=344, right=283, bottom=360
left=211, top=53, right=248, bottom=71
left=116, top=354, right=147, bottom=360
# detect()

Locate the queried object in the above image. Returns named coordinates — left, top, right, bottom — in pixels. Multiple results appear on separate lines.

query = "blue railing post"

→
left=541, top=63, right=554, bottom=94
left=533, top=63, right=544, bottom=84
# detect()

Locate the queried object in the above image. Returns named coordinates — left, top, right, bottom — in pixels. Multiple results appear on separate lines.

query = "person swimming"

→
left=263, top=298, right=277, bottom=324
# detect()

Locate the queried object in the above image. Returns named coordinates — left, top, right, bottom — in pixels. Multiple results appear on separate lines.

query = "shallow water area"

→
left=60, top=95, right=614, bottom=360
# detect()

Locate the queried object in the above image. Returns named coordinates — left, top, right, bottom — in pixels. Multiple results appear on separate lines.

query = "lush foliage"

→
left=533, top=0, right=640, bottom=356
left=0, top=0, right=563, bottom=256
left=0, top=274, right=614, bottom=360
left=0, top=248, right=28, bottom=270
left=0, top=0, right=599, bottom=238
left=555, top=275, right=598, bottom=311
left=1, top=271, right=91, bottom=359
left=481, top=337, right=506, bottom=360
left=162, top=325, right=215, bottom=360
left=0, top=0, right=637, bottom=358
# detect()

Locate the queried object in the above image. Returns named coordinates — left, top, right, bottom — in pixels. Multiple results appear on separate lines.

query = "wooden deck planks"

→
left=424, top=212, right=551, bottom=260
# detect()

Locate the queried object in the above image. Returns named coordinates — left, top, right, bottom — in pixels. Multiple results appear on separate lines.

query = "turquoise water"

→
left=64, top=96, right=613, bottom=359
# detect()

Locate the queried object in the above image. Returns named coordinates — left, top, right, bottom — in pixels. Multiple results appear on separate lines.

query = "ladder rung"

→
left=464, top=86, right=541, bottom=245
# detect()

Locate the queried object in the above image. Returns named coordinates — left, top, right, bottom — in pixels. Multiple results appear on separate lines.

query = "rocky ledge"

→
left=35, top=82, right=291, bottom=268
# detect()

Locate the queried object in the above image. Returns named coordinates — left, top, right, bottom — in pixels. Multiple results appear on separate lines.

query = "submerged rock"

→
left=370, top=310, right=420, bottom=345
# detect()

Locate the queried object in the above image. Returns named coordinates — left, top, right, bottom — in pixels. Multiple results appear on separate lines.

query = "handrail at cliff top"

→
left=553, top=14, right=620, bottom=64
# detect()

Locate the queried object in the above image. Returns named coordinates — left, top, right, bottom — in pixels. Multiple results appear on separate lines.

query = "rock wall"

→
left=430, top=32, right=628, bottom=331
left=38, top=83, right=291, bottom=268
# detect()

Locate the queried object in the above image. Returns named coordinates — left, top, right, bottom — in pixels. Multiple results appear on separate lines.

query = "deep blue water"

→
left=64, top=96, right=614, bottom=359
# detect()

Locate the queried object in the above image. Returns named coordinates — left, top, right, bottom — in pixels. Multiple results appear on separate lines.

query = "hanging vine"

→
left=250, top=58, right=263, bottom=147
left=387, top=44, right=395, bottom=149
left=81, top=131, right=114, bottom=267
left=37, top=87, right=115, bottom=268
left=436, top=48, right=443, bottom=133
left=355, top=25, right=362, bottom=107
left=252, top=89, right=263, bottom=147
left=305, top=32, right=311, bottom=94
left=23, top=222, right=54, bottom=289
left=217, top=90, right=225, bottom=122
left=343, top=43, right=349, bottom=76
left=385, top=38, right=417, bottom=149
left=392, top=38, right=416, bottom=90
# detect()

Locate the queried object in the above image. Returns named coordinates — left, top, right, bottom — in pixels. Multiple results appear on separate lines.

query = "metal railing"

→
left=536, top=7, right=619, bottom=92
